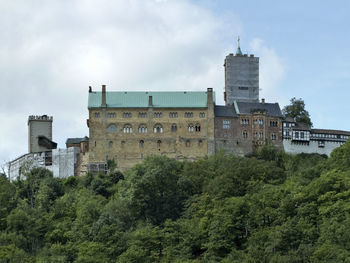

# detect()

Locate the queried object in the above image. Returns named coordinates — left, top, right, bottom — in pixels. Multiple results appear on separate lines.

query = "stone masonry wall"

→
left=88, top=107, right=211, bottom=170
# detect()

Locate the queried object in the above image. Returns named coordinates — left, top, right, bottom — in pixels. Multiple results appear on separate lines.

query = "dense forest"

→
left=1, top=140, right=350, bottom=262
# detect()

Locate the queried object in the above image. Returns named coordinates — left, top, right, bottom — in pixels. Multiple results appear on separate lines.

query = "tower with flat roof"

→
left=28, top=115, right=55, bottom=153
left=224, top=37, right=259, bottom=105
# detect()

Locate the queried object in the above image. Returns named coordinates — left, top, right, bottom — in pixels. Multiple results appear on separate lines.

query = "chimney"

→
left=102, top=85, right=106, bottom=107
left=207, top=88, right=213, bottom=107
left=261, top=98, right=265, bottom=104
left=148, top=96, right=153, bottom=107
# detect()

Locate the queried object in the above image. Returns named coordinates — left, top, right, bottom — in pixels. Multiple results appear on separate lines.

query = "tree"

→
left=283, top=97, right=312, bottom=126
left=118, top=155, right=185, bottom=226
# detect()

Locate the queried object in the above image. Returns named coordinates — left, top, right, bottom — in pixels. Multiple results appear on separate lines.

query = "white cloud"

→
left=0, top=0, right=239, bottom=163
left=0, top=1, right=287, bottom=166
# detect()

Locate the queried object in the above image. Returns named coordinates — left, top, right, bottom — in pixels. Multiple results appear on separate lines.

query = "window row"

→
left=94, top=111, right=206, bottom=119
left=253, top=119, right=264, bottom=125
left=107, top=123, right=201, bottom=133
left=312, top=133, right=349, bottom=140
left=241, top=119, right=249, bottom=125
left=240, top=118, right=268, bottom=126
left=242, top=131, right=277, bottom=140
left=108, top=139, right=204, bottom=148
left=270, top=121, right=278, bottom=127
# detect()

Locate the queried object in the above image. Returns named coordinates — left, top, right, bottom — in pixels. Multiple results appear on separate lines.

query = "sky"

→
left=1, top=0, right=350, bottom=165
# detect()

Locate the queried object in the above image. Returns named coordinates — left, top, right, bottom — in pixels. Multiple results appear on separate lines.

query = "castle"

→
left=8, top=40, right=350, bottom=179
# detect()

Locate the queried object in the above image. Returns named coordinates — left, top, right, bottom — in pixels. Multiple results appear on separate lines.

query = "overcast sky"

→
left=1, top=0, right=349, bottom=164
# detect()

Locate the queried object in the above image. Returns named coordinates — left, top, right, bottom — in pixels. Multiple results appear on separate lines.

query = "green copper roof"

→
left=236, top=47, right=242, bottom=56
left=88, top=91, right=215, bottom=108
left=236, top=36, right=243, bottom=55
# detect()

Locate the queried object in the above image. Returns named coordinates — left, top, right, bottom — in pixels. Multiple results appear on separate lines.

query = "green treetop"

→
left=283, top=97, right=312, bottom=126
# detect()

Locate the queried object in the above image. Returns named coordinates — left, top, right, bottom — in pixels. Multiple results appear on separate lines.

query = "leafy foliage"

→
left=283, top=97, right=313, bottom=126
left=2, top=141, right=350, bottom=262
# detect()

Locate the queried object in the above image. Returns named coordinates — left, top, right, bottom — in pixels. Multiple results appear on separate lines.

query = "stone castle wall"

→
left=88, top=107, right=212, bottom=170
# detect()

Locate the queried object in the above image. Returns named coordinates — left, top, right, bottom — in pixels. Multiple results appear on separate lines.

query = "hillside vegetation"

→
left=1, top=140, right=350, bottom=262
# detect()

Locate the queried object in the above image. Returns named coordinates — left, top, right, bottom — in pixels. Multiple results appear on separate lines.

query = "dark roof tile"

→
left=236, top=101, right=282, bottom=117
left=66, top=137, right=89, bottom=144
left=214, top=106, right=237, bottom=117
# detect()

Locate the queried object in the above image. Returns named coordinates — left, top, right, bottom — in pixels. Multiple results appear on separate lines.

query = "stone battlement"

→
left=28, top=115, right=53, bottom=121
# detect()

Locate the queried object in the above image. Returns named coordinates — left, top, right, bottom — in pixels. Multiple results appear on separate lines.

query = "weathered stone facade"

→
left=87, top=88, right=215, bottom=170
left=214, top=101, right=283, bottom=156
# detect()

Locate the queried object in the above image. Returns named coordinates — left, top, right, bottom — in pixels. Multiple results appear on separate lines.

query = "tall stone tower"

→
left=224, top=37, right=259, bottom=105
left=28, top=115, right=54, bottom=153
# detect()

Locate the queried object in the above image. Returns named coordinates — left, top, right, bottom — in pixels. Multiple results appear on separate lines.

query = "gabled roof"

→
left=88, top=91, right=214, bottom=108
left=214, top=105, right=237, bottom=117
left=236, top=101, right=282, bottom=117
left=311, top=129, right=350, bottom=136
left=66, top=137, right=89, bottom=145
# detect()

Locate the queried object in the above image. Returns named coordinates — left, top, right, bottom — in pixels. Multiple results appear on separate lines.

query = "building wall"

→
left=28, top=115, right=53, bottom=153
left=88, top=107, right=211, bottom=170
left=8, top=152, right=52, bottom=181
left=51, top=148, right=79, bottom=178
left=215, top=114, right=283, bottom=156
left=8, top=148, right=78, bottom=181
left=224, top=54, right=259, bottom=104
left=283, top=139, right=346, bottom=156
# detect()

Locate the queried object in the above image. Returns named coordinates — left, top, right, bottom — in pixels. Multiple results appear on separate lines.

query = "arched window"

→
left=186, top=140, right=190, bottom=147
left=138, top=124, right=148, bottom=133
left=242, top=131, right=248, bottom=139
left=195, top=123, right=201, bottom=132
left=123, top=124, right=132, bottom=133
left=109, top=141, right=113, bottom=148
left=188, top=124, right=194, bottom=132
left=171, top=123, right=177, bottom=132
left=154, top=124, right=163, bottom=133
left=157, top=140, right=162, bottom=148
left=107, top=124, right=117, bottom=133
left=139, top=140, right=144, bottom=148
left=121, top=141, right=125, bottom=148
left=198, top=139, right=203, bottom=147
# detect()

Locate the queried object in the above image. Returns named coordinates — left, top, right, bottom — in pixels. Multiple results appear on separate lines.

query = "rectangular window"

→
left=138, top=112, right=147, bottom=118
left=185, top=112, right=193, bottom=118
left=123, top=112, right=132, bottom=118
left=238, top=86, right=249, bottom=90
left=107, top=112, right=116, bottom=118
left=169, top=112, right=178, bottom=118
left=154, top=112, right=163, bottom=118
left=94, top=112, right=100, bottom=118
left=270, top=121, right=278, bottom=127
left=223, top=120, right=230, bottom=129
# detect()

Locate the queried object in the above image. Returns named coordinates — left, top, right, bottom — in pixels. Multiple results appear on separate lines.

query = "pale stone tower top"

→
left=28, top=115, right=53, bottom=153
left=224, top=37, right=259, bottom=105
